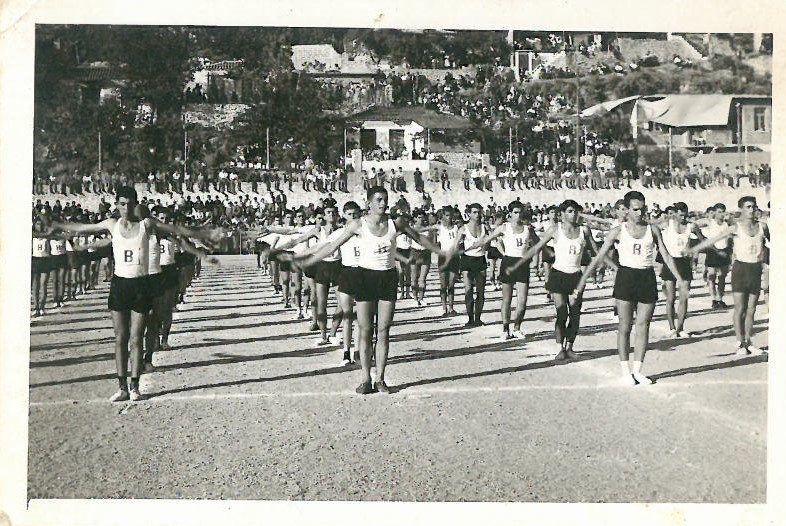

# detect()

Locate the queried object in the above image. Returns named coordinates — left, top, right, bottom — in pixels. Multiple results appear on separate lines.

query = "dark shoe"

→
left=356, top=381, right=374, bottom=395
left=717, top=300, right=729, bottom=309
left=711, top=300, right=719, bottom=309
left=375, top=380, right=391, bottom=394
left=464, top=320, right=474, bottom=327
left=473, top=319, right=484, bottom=327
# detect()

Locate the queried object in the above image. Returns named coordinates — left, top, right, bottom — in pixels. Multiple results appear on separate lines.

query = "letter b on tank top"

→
left=124, top=249, right=135, bottom=263
left=353, top=246, right=360, bottom=258
left=569, top=244, right=578, bottom=255
left=632, top=243, right=641, bottom=255
left=516, top=237, right=524, bottom=247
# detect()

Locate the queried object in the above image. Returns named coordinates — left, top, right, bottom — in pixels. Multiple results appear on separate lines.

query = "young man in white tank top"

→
left=455, top=203, right=488, bottom=327
left=31, top=217, right=52, bottom=317
left=576, top=191, right=685, bottom=386
left=409, top=209, right=434, bottom=307
left=701, top=203, right=732, bottom=309
left=505, top=200, right=604, bottom=359
left=50, top=186, right=224, bottom=402
left=473, top=201, right=538, bottom=340
left=660, top=202, right=705, bottom=338
left=434, top=207, right=462, bottom=316
left=281, top=186, right=448, bottom=394
left=688, top=196, right=769, bottom=355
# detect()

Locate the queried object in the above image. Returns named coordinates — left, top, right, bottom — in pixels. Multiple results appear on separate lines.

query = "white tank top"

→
left=111, top=219, right=149, bottom=278
left=463, top=224, right=486, bottom=257
left=50, top=239, right=67, bottom=256
left=702, top=221, right=730, bottom=250
left=32, top=237, right=49, bottom=257
left=502, top=223, right=531, bottom=258
left=86, top=234, right=97, bottom=253
left=662, top=222, right=692, bottom=258
left=437, top=225, right=459, bottom=250
left=396, top=232, right=412, bottom=250
left=291, top=226, right=313, bottom=254
left=617, top=224, right=655, bottom=269
left=357, top=217, right=396, bottom=271
left=733, top=222, right=764, bottom=263
left=320, top=226, right=341, bottom=263
left=552, top=224, right=586, bottom=274
left=148, top=233, right=162, bottom=275
left=339, top=228, right=361, bottom=267
left=65, top=239, right=74, bottom=253
left=159, top=237, right=177, bottom=266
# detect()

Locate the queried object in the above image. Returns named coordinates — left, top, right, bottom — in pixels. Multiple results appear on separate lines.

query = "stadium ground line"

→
left=29, top=379, right=766, bottom=407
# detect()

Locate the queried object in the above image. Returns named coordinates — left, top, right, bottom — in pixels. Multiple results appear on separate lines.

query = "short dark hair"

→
left=714, top=203, right=726, bottom=211
left=673, top=202, right=688, bottom=214
left=738, top=196, right=757, bottom=208
left=559, top=199, right=581, bottom=212
left=343, top=200, right=360, bottom=213
left=623, top=191, right=645, bottom=208
left=614, top=199, right=627, bottom=209
left=115, top=186, right=137, bottom=203
left=508, top=201, right=524, bottom=213
left=366, top=185, right=388, bottom=201
left=468, top=202, right=483, bottom=213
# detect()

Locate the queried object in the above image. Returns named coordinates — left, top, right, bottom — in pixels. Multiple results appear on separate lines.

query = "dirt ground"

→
left=27, top=255, right=768, bottom=502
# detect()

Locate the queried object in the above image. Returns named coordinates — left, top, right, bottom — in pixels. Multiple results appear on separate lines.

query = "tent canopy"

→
left=581, top=94, right=771, bottom=128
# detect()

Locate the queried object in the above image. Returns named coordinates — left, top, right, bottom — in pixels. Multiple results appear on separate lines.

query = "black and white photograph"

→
left=1, top=1, right=784, bottom=525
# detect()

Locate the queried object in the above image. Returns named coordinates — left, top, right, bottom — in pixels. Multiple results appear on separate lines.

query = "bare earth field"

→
left=28, top=255, right=767, bottom=502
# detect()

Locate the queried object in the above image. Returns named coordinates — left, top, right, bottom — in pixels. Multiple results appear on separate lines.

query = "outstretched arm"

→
left=396, top=218, right=447, bottom=257
left=51, top=218, right=113, bottom=235
left=274, top=226, right=319, bottom=252
left=293, top=221, right=360, bottom=268
left=148, top=218, right=225, bottom=248
left=686, top=225, right=735, bottom=256
left=574, top=226, right=621, bottom=298
left=179, top=237, right=220, bottom=264
left=506, top=226, right=554, bottom=273
left=652, top=225, right=684, bottom=286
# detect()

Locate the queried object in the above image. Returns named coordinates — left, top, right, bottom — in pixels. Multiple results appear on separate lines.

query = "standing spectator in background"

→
left=172, top=169, right=181, bottom=194
left=183, top=169, right=191, bottom=193
left=463, top=169, right=472, bottom=191
left=218, top=168, right=228, bottom=192
left=146, top=171, right=154, bottom=192
left=413, top=167, right=424, bottom=192
left=250, top=169, right=259, bottom=193
left=229, top=169, right=239, bottom=193
left=441, top=169, right=451, bottom=191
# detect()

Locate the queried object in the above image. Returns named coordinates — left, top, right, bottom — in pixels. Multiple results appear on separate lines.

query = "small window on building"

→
left=753, top=107, right=767, bottom=132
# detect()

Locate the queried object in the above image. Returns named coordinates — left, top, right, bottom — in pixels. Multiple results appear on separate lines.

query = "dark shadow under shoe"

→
left=356, top=381, right=374, bottom=395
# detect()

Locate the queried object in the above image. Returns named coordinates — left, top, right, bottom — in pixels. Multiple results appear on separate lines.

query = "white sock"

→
left=632, top=360, right=643, bottom=375
left=632, top=361, right=653, bottom=384
left=620, top=360, right=630, bottom=376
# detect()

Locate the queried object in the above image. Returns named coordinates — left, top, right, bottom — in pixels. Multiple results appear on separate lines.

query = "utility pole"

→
left=575, top=80, right=581, bottom=168
left=266, top=127, right=270, bottom=169
left=98, top=131, right=102, bottom=172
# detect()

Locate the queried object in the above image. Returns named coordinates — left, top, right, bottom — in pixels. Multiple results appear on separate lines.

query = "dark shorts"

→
left=146, top=272, right=165, bottom=298
left=397, top=248, right=411, bottom=260
left=337, top=265, right=361, bottom=296
left=31, top=256, right=52, bottom=274
left=542, top=246, right=555, bottom=265
left=461, top=255, right=487, bottom=275
left=487, top=246, right=502, bottom=260
left=437, top=254, right=461, bottom=274
left=545, top=268, right=582, bottom=295
left=705, top=248, right=731, bottom=268
left=86, top=250, right=103, bottom=262
left=303, top=265, right=316, bottom=279
left=411, top=248, right=431, bottom=266
left=108, top=275, right=151, bottom=313
left=51, top=254, right=68, bottom=270
left=313, top=260, right=341, bottom=286
left=660, top=256, right=692, bottom=282
left=613, top=265, right=657, bottom=304
left=354, top=268, right=398, bottom=302
left=731, top=261, right=763, bottom=294
left=278, top=251, right=295, bottom=272
left=161, top=264, right=180, bottom=290
left=499, top=255, right=530, bottom=284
